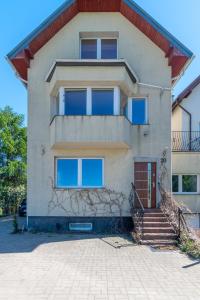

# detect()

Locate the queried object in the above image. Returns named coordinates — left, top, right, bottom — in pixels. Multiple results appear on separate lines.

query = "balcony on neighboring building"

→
left=172, top=131, right=200, bottom=152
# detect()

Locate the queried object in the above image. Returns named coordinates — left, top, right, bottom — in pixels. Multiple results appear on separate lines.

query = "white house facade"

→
left=7, top=0, right=193, bottom=233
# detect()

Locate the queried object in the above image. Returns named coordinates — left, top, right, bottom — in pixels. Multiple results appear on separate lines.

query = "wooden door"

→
left=134, top=162, right=157, bottom=208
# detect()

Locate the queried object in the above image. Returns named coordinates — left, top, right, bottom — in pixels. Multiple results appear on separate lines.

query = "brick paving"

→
left=0, top=217, right=199, bottom=300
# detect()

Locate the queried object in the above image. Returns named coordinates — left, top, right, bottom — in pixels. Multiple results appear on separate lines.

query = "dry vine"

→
left=48, top=177, right=130, bottom=232
left=158, top=149, right=200, bottom=253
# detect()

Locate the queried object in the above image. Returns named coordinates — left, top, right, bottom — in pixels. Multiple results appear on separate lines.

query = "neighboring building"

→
left=7, top=0, right=193, bottom=232
left=172, top=75, right=200, bottom=228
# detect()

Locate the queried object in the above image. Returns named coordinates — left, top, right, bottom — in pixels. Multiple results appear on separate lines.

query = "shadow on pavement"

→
left=0, top=217, right=133, bottom=254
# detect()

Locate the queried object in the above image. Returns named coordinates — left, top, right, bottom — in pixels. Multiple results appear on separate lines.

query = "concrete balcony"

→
left=50, top=115, right=132, bottom=149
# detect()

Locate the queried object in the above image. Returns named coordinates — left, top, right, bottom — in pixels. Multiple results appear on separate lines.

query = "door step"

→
left=142, top=227, right=175, bottom=234
left=142, top=222, right=170, bottom=228
left=141, top=239, right=178, bottom=246
left=142, top=233, right=177, bottom=240
left=132, top=208, right=178, bottom=246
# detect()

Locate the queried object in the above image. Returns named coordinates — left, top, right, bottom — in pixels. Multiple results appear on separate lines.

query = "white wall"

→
left=172, top=83, right=200, bottom=132
left=27, top=12, right=172, bottom=217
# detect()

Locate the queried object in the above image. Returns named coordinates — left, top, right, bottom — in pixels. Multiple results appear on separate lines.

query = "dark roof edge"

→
left=172, top=74, right=200, bottom=111
left=124, top=0, right=193, bottom=58
left=7, top=0, right=75, bottom=58
left=7, top=0, right=193, bottom=60
left=46, top=60, right=138, bottom=83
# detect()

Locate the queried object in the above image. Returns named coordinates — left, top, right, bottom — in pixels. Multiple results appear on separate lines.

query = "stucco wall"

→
left=172, top=153, right=200, bottom=212
left=27, top=12, right=172, bottom=218
left=172, top=106, right=183, bottom=131
left=172, top=83, right=200, bottom=132
left=181, top=84, right=200, bottom=131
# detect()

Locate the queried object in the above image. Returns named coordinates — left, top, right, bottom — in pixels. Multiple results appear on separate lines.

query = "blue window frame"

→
left=57, top=159, right=78, bottom=187
left=56, top=158, right=104, bottom=188
left=65, top=90, right=87, bottom=115
left=101, top=39, right=117, bottom=59
left=92, top=89, right=114, bottom=115
left=81, top=39, right=97, bottom=59
left=82, top=159, right=103, bottom=187
left=81, top=38, right=117, bottom=59
left=131, top=98, right=147, bottom=125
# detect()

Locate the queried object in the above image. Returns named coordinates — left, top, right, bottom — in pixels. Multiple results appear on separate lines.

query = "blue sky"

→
left=0, top=0, right=199, bottom=125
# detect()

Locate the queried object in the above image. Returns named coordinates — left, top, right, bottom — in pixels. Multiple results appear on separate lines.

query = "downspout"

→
left=178, top=104, right=192, bottom=150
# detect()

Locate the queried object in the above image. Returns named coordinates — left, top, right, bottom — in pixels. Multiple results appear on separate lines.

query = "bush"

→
left=180, top=236, right=200, bottom=259
left=0, top=185, right=26, bottom=216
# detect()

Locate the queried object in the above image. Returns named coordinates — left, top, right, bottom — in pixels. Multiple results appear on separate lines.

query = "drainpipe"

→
left=178, top=104, right=192, bottom=151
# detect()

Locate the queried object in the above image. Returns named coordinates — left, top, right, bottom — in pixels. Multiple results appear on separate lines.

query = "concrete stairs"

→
left=135, top=209, right=178, bottom=247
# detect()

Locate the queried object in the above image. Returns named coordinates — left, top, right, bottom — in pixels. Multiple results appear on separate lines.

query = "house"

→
left=7, top=0, right=193, bottom=234
left=172, top=75, right=200, bottom=229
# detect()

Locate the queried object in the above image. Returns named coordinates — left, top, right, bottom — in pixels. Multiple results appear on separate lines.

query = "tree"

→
left=0, top=106, right=27, bottom=215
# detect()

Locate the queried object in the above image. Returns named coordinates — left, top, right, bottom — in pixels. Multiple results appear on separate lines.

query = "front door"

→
left=134, top=162, right=157, bottom=208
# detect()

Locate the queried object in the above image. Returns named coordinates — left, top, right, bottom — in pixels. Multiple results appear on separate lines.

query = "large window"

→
left=62, top=87, right=119, bottom=116
left=81, top=38, right=117, bottom=59
left=65, top=90, right=87, bottom=115
left=92, top=89, right=114, bottom=115
left=56, top=158, right=104, bottom=188
left=172, top=175, right=198, bottom=194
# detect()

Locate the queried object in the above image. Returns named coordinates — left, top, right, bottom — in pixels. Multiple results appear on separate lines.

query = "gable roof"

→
left=172, top=75, right=200, bottom=111
left=7, top=0, right=193, bottom=83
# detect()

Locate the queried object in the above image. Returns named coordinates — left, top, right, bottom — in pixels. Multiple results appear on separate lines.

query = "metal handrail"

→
left=172, top=131, right=200, bottom=152
left=129, top=183, right=144, bottom=243
left=131, top=183, right=145, bottom=211
left=158, top=183, right=191, bottom=238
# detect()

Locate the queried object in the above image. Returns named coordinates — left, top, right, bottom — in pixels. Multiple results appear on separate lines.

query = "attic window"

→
left=81, top=38, right=118, bottom=59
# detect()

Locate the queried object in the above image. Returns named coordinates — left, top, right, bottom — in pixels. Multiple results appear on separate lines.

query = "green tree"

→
left=0, top=106, right=27, bottom=215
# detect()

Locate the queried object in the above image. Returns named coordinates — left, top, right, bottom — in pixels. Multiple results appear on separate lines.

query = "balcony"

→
left=50, top=115, right=132, bottom=149
left=172, top=131, right=200, bottom=152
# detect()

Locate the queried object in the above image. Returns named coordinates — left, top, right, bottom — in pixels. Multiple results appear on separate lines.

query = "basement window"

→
left=69, top=223, right=93, bottom=232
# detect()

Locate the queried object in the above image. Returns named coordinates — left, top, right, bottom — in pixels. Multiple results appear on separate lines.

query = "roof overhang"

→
left=46, top=59, right=138, bottom=96
left=172, top=74, right=200, bottom=111
left=7, top=0, right=193, bottom=85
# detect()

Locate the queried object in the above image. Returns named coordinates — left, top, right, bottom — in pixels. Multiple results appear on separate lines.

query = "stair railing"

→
left=158, top=183, right=191, bottom=239
left=129, top=183, right=144, bottom=243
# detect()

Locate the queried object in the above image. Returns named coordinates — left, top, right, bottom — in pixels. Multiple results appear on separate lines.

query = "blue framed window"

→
left=92, top=89, right=114, bottom=115
left=101, top=39, right=117, bottom=59
left=81, top=39, right=97, bottom=59
left=56, top=158, right=104, bottom=188
left=57, top=159, right=78, bottom=187
left=81, top=38, right=117, bottom=59
left=130, top=98, right=147, bottom=125
left=65, top=90, right=87, bottom=115
left=82, top=159, right=103, bottom=187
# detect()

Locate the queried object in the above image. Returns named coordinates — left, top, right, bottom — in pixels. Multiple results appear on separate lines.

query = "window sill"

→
left=173, top=192, right=199, bottom=195
left=54, top=186, right=105, bottom=190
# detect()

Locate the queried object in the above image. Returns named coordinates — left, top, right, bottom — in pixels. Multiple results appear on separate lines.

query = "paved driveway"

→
left=0, top=217, right=199, bottom=300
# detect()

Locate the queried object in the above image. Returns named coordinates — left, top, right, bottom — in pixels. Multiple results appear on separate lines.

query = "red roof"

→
left=7, top=0, right=193, bottom=83
left=172, top=75, right=200, bottom=110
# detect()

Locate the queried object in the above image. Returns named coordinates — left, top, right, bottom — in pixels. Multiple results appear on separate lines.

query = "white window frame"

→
left=58, top=86, right=120, bottom=116
left=80, top=38, right=118, bottom=60
left=55, top=157, right=105, bottom=189
left=127, top=97, right=148, bottom=125
left=172, top=174, right=199, bottom=195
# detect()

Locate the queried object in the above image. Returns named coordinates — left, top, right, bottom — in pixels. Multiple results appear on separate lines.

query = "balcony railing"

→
left=172, top=131, right=200, bottom=152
